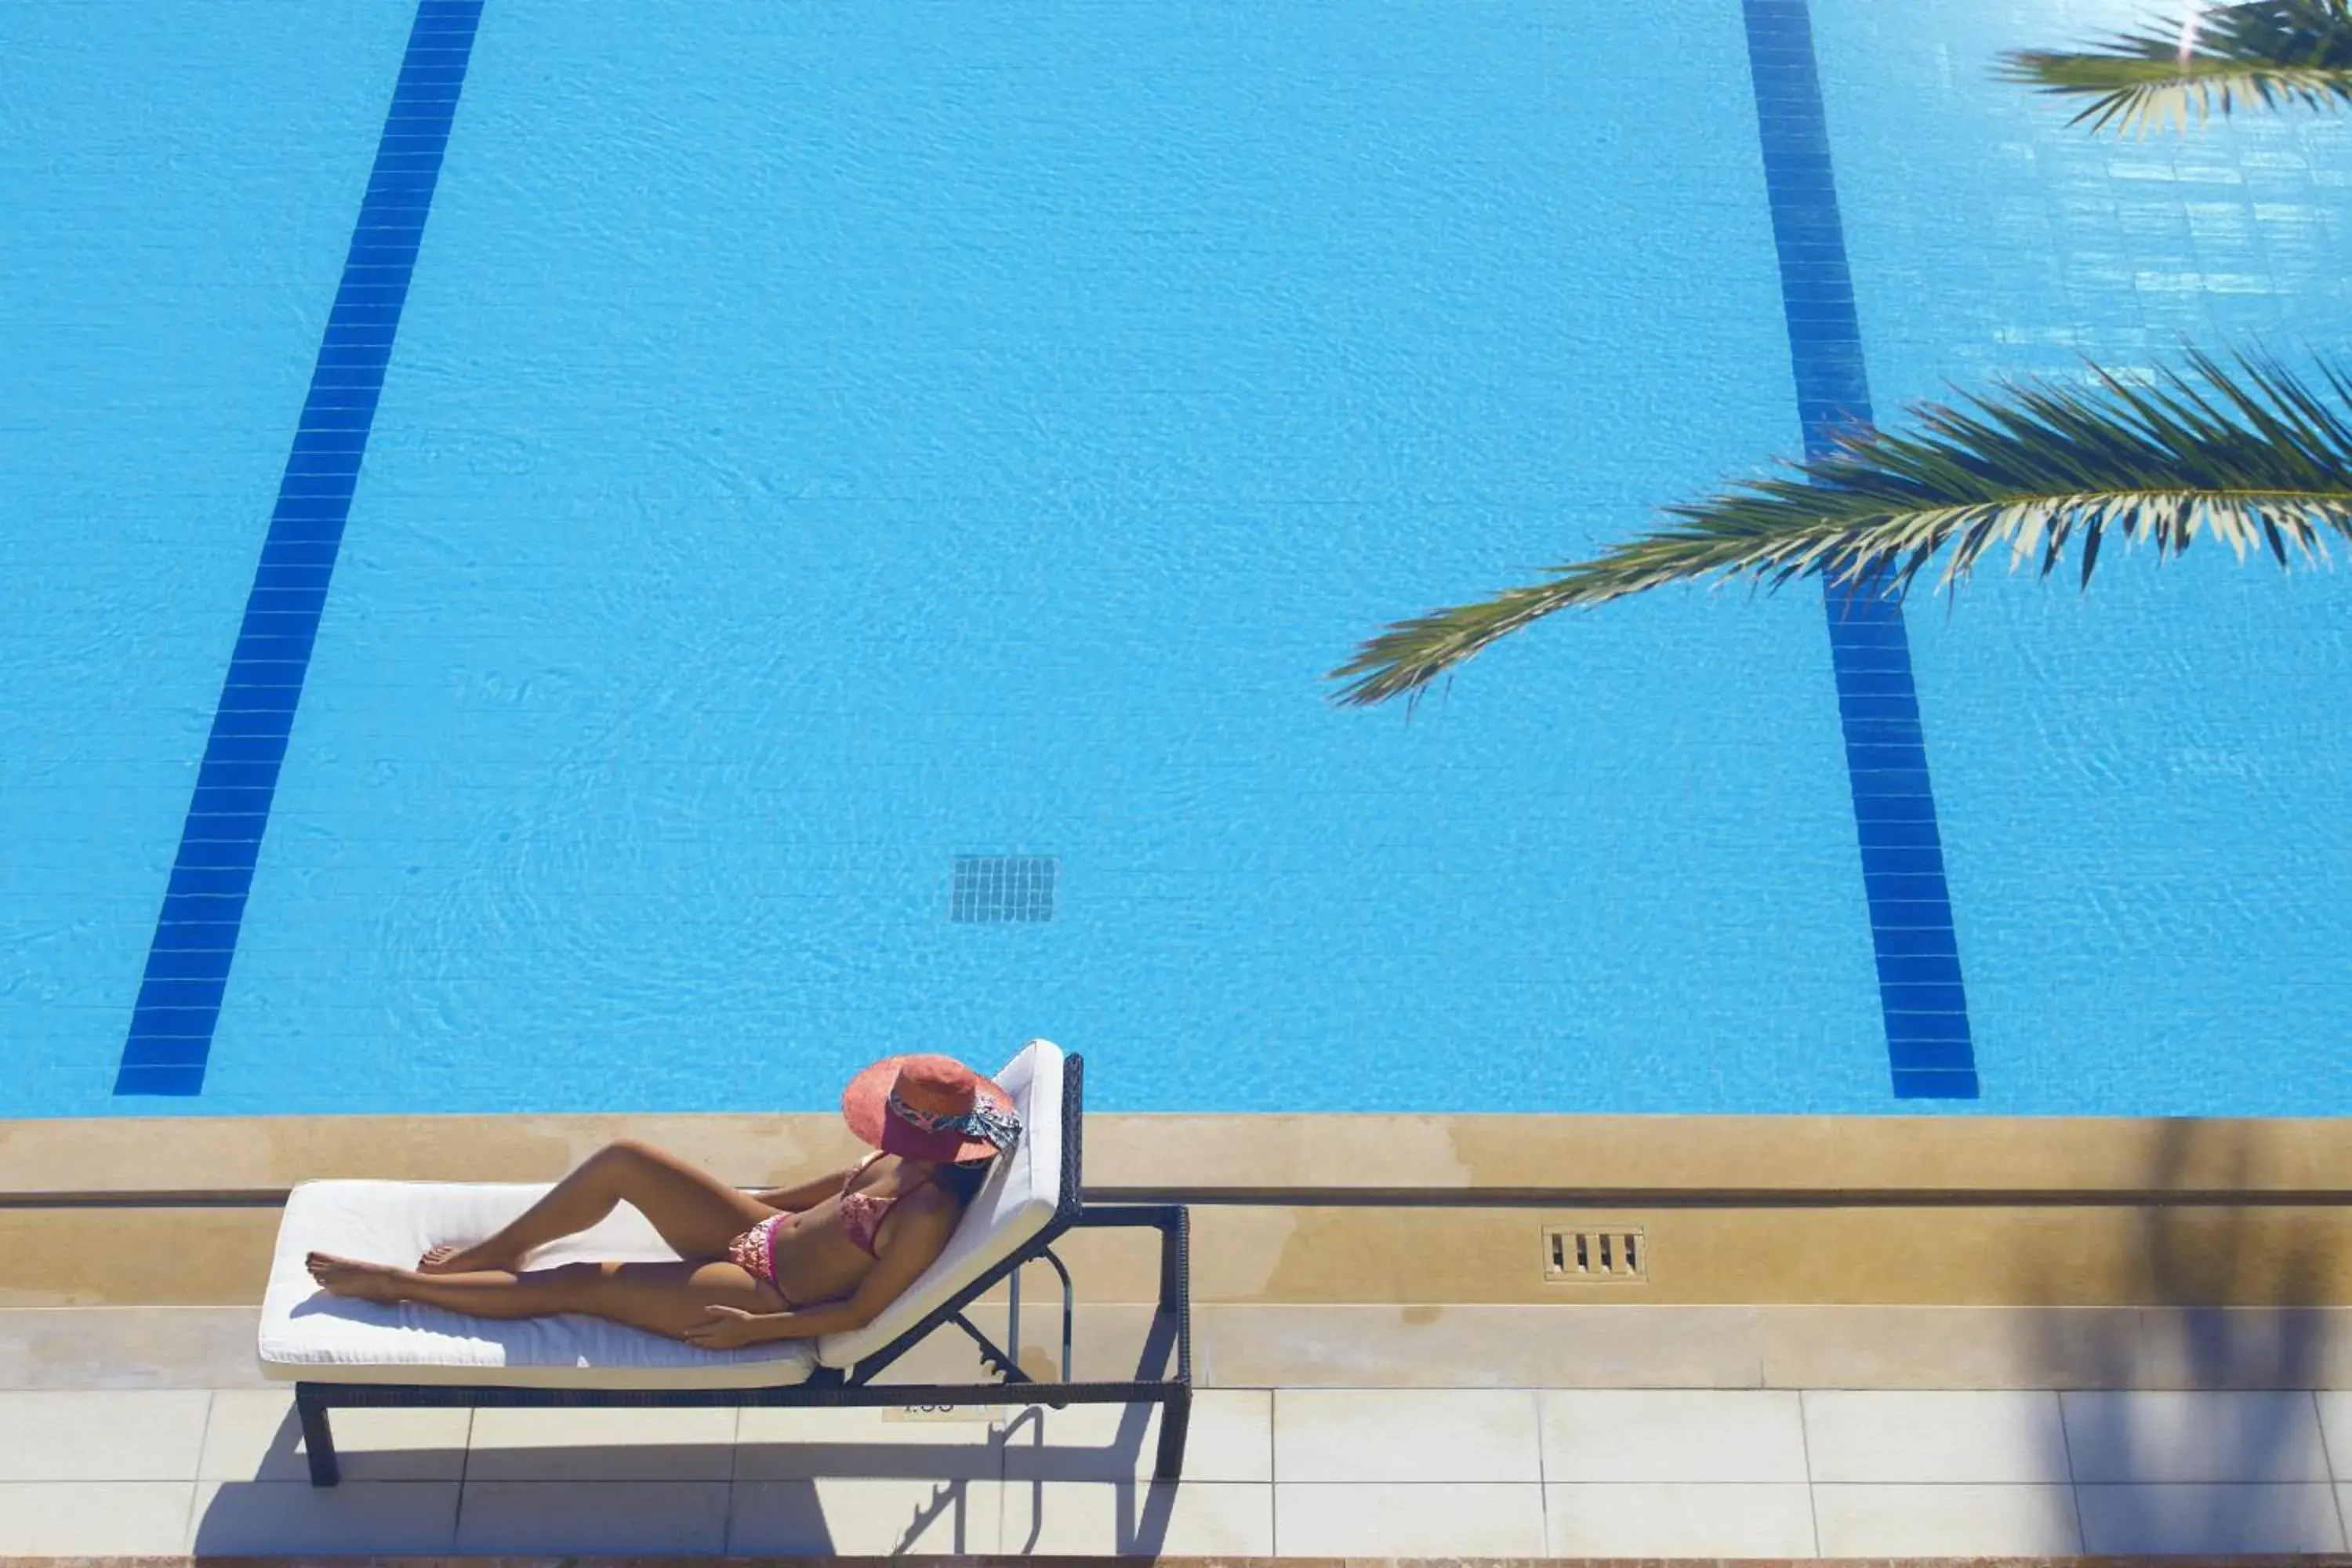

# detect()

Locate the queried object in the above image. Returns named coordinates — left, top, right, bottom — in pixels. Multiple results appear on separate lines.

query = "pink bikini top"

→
left=837, top=1152, right=929, bottom=1255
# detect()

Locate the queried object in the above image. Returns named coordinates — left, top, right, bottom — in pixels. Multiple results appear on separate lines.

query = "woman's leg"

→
left=309, top=1253, right=779, bottom=1339
left=422, top=1139, right=775, bottom=1274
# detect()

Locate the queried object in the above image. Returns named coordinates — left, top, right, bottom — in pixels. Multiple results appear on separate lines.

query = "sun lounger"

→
left=258, top=1041, right=1190, bottom=1483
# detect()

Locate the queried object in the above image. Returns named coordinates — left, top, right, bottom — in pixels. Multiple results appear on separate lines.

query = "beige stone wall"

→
left=8, top=1109, right=2352, bottom=1198
left=3, top=1112, right=2347, bottom=1311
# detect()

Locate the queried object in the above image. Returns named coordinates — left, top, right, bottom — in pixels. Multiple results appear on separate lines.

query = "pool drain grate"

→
left=1544, top=1224, right=1648, bottom=1283
left=950, top=855, right=1058, bottom=924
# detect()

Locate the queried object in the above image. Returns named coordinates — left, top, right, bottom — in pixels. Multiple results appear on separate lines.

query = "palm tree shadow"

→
left=2027, top=1119, right=2337, bottom=1552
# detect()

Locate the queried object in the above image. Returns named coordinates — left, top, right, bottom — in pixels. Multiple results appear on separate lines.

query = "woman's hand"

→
left=684, top=1304, right=772, bottom=1350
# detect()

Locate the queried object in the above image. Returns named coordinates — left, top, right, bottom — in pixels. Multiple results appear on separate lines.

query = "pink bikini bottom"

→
left=725, top=1215, right=800, bottom=1308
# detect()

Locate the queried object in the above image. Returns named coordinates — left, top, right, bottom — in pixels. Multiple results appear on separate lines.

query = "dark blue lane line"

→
left=1737, top=0, right=1979, bottom=1100
left=114, top=0, right=484, bottom=1096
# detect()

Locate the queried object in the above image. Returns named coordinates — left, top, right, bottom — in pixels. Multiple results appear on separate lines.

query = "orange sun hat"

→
left=840, top=1054, right=1023, bottom=1163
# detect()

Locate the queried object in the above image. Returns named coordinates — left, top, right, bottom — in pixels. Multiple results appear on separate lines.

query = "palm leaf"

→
left=1999, top=0, right=2352, bottom=135
left=1330, top=353, right=2352, bottom=709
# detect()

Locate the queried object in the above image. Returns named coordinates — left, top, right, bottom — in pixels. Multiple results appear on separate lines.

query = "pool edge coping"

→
left=5, top=1112, right=2350, bottom=1203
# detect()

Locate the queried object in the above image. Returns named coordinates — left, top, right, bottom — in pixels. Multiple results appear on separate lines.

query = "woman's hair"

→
left=934, top=1156, right=994, bottom=1203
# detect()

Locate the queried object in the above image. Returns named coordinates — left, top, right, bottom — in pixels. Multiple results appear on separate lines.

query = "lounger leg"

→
left=1152, top=1386, right=1190, bottom=1481
left=295, top=1385, right=341, bottom=1487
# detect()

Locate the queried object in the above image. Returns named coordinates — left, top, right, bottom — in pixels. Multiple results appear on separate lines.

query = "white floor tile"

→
left=2318, top=1392, right=2352, bottom=1479
left=1541, top=1390, right=1806, bottom=1482
left=187, top=1479, right=461, bottom=1554
left=1277, top=1482, right=1547, bottom=1555
left=2063, top=1391, right=2329, bottom=1482
left=0, top=1305, right=265, bottom=1392
left=2077, top=1482, right=2347, bottom=1552
left=735, top=1403, right=1008, bottom=1479
left=1804, top=1390, right=2069, bottom=1483
left=454, top=1479, right=731, bottom=1554
left=728, top=1476, right=1001, bottom=1555
left=0, top=1390, right=212, bottom=1480
left=466, top=1404, right=739, bottom=1480
left=1813, top=1483, right=2083, bottom=1555
left=1275, top=1389, right=1541, bottom=1483
left=1544, top=1482, right=1815, bottom=1555
left=1004, top=1391, right=1270, bottom=1483
left=0, top=1481, right=196, bottom=1555
left=1002, top=1479, right=1273, bottom=1555
left=197, top=1388, right=470, bottom=1481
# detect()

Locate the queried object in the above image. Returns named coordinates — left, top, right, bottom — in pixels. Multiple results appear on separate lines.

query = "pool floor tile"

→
left=0, top=1480, right=197, bottom=1555
left=452, top=1479, right=732, bottom=1555
left=1538, top=1388, right=1808, bottom=1481
left=185, top=1477, right=461, bottom=1554
left=0, top=1389, right=212, bottom=1480
left=2075, top=1481, right=2348, bottom=1553
left=1542, top=1481, right=1816, bottom=1556
left=1002, top=1479, right=1273, bottom=1556
left=1812, top=1482, right=2083, bottom=1555
left=1802, top=1388, right=2069, bottom=1483
left=197, top=1388, right=470, bottom=1481
left=1273, top=1388, right=1541, bottom=1483
left=1276, top=1480, right=1548, bottom=1555
left=727, top=1475, right=1001, bottom=1556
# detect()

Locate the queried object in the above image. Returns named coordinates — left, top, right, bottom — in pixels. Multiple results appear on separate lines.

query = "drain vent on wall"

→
left=950, top=855, right=1058, bottom=924
left=1543, top=1224, right=1648, bottom=1283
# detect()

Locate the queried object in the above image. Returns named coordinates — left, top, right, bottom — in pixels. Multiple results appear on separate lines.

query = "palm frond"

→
left=1999, top=0, right=2352, bottom=134
left=1330, top=353, right=2352, bottom=709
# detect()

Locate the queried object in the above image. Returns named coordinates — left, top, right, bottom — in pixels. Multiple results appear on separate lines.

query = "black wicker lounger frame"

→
left=292, top=1054, right=1192, bottom=1485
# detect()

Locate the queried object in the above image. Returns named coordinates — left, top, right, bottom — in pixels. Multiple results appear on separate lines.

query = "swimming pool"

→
left=5, top=0, right=2348, bottom=1119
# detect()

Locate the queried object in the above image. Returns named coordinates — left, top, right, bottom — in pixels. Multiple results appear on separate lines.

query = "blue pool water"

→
left=3, top=0, right=2347, bottom=1117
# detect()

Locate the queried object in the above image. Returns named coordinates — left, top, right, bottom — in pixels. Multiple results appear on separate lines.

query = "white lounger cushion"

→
left=259, top=1179, right=818, bottom=1388
left=259, top=1040, right=1067, bottom=1389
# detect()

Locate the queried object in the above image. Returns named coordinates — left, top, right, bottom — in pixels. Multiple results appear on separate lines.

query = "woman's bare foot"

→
left=417, top=1241, right=525, bottom=1275
left=307, top=1252, right=405, bottom=1303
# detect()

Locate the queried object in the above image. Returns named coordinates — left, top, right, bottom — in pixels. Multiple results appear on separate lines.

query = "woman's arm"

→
left=720, top=1298, right=870, bottom=1343
left=746, top=1168, right=851, bottom=1212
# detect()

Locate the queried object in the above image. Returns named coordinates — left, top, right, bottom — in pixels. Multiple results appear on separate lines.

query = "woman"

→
left=306, top=1054, right=1019, bottom=1351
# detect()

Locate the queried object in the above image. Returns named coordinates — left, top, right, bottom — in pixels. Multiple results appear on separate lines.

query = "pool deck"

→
left=8, top=1110, right=2352, bottom=1555
left=5, top=1375, right=2351, bottom=1555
